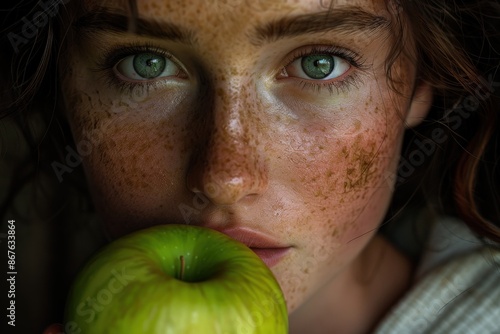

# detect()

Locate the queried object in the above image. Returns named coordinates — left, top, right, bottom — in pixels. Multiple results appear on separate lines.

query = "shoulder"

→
left=375, top=217, right=500, bottom=334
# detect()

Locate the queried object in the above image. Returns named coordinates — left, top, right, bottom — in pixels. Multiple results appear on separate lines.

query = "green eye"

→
left=283, top=50, right=352, bottom=83
left=116, top=52, right=183, bottom=81
left=133, top=53, right=166, bottom=79
left=301, top=55, right=335, bottom=79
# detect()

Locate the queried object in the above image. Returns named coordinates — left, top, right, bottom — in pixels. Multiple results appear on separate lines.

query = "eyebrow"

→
left=253, top=7, right=390, bottom=44
left=73, top=7, right=389, bottom=44
left=73, top=9, right=195, bottom=43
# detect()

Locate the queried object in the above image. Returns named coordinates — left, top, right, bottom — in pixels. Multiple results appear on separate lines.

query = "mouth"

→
left=211, top=226, right=291, bottom=268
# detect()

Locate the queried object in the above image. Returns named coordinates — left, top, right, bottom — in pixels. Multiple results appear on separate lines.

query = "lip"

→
left=248, top=247, right=291, bottom=268
left=211, top=226, right=291, bottom=268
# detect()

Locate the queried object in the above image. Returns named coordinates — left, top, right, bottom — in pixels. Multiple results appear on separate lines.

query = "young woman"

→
left=1, top=0, right=499, bottom=333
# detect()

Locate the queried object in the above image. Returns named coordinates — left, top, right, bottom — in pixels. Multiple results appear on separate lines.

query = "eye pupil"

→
left=133, top=53, right=166, bottom=79
left=301, top=55, right=335, bottom=79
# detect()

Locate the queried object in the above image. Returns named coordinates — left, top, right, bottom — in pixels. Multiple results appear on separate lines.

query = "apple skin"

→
left=64, top=224, right=288, bottom=334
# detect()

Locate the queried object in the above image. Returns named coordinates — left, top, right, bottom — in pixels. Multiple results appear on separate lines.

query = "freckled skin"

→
left=60, top=0, right=425, bottom=332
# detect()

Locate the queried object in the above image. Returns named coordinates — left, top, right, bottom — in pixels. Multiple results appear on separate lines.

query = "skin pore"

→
left=59, top=0, right=432, bottom=332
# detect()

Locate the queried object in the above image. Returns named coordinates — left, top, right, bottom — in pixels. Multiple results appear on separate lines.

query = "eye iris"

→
left=133, top=53, right=166, bottom=79
left=301, top=55, right=335, bottom=79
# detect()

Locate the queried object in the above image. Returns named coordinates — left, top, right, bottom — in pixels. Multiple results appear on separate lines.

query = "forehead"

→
left=82, top=0, right=390, bottom=21
left=77, top=0, right=394, bottom=49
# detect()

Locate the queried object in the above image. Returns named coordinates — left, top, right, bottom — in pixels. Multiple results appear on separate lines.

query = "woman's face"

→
left=61, top=0, right=426, bottom=314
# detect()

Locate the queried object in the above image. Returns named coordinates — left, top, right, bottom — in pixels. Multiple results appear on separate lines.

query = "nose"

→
left=186, top=81, right=269, bottom=205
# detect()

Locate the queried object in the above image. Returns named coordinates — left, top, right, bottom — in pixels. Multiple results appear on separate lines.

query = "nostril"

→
left=186, top=160, right=268, bottom=206
left=185, top=84, right=268, bottom=206
left=202, top=176, right=252, bottom=205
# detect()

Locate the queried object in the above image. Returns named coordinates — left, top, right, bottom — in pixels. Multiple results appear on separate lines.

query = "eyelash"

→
left=282, top=45, right=366, bottom=94
left=93, top=42, right=182, bottom=94
left=94, top=43, right=366, bottom=95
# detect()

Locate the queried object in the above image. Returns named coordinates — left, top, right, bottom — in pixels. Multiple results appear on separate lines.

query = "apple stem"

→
left=179, top=255, right=185, bottom=280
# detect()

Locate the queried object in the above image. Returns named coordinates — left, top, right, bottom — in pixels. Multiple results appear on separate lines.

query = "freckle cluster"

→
left=58, top=0, right=424, bottom=322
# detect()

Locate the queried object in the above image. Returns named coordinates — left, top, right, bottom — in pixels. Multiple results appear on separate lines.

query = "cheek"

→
left=285, top=101, right=403, bottom=233
left=81, top=115, right=186, bottom=233
left=288, top=133, right=400, bottom=255
left=274, top=99, right=405, bottom=306
left=83, top=119, right=176, bottom=195
left=61, top=69, right=194, bottom=234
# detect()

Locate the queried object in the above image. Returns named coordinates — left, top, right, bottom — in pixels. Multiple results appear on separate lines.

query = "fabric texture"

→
left=374, top=217, right=500, bottom=334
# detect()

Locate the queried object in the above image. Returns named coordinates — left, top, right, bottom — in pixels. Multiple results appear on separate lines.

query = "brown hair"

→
left=0, top=2, right=93, bottom=230
left=387, top=0, right=500, bottom=243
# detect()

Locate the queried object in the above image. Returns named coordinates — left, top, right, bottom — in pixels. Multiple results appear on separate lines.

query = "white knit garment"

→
left=374, top=218, right=500, bottom=334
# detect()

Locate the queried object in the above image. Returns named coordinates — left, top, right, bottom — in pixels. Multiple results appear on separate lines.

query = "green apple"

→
left=64, top=224, right=288, bottom=334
